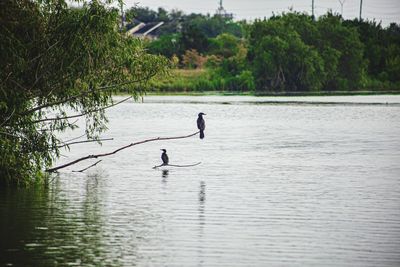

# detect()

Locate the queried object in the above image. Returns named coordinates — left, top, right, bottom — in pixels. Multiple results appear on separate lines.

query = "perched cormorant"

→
left=197, top=112, right=206, bottom=139
left=161, top=149, right=169, bottom=165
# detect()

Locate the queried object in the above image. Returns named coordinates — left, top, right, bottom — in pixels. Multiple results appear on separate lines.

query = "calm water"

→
left=1, top=95, right=400, bottom=266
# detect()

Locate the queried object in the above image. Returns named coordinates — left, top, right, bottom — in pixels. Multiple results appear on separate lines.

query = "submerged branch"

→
left=46, top=131, right=200, bottom=173
left=72, top=160, right=102, bottom=173
left=152, top=162, right=201, bottom=169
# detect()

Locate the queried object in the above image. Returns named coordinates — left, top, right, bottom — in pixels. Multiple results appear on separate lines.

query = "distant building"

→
left=126, top=20, right=164, bottom=40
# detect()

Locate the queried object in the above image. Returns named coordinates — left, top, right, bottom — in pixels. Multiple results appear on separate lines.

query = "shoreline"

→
left=141, top=90, right=400, bottom=97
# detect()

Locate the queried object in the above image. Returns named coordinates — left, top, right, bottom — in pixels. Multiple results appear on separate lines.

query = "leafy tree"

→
left=180, top=23, right=209, bottom=53
left=344, top=20, right=386, bottom=79
left=182, top=49, right=207, bottom=69
left=156, top=7, right=169, bottom=22
left=382, top=23, right=400, bottom=82
left=344, top=20, right=400, bottom=84
left=209, top=33, right=240, bottom=58
left=147, top=34, right=182, bottom=58
left=125, top=6, right=157, bottom=23
left=385, top=43, right=400, bottom=82
left=187, top=14, right=243, bottom=38
left=0, top=0, right=168, bottom=186
left=248, top=19, right=325, bottom=91
left=317, top=14, right=366, bottom=90
left=271, top=12, right=319, bottom=46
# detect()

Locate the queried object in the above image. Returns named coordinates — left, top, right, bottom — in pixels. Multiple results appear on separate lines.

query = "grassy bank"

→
left=148, top=69, right=210, bottom=93
left=146, top=68, right=400, bottom=96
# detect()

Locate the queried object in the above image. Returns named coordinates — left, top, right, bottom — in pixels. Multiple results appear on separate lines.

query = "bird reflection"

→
left=199, top=181, right=206, bottom=202
left=161, top=170, right=169, bottom=179
left=198, top=181, right=206, bottom=266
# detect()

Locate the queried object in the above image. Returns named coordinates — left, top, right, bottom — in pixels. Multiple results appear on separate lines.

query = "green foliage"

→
left=316, top=14, right=366, bottom=90
left=386, top=44, right=400, bottom=82
left=147, top=34, right=182, bottom=58
left=131, top=5, right=399, bottom=93
left=343, top=20, right=399, bottom=82
left=248, top=18, right=326, bottom=91
left=209, top=33, right=240, bottom=58
left=180, top=23, right=210, bottom=53
left=181, top=49, right=207, bottom=69
left=183, top=14, right=243, bottom=38
left=0, top=0, right=168, bottom=186
left=125, top=6, right=157, bottom=23
left=148, top=69, right=211, bottom=92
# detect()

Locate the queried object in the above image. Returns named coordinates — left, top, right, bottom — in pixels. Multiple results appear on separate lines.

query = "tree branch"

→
left=29, top=39, right=61, bottom=64
left=0, top=131, right=29, bottom=141
left=38, top=119, right=79, bottom=132
left=46, top=131, right=200, bottom=173
left=72, top=160, right=102, bottom=173
left=0, top=108, right=15, bottom=127
left=57, top=138, right=114, bottom=148
left=22, top=73, right=157, bottom=116
left=63, top=133, right=87, bottom=143
left=32, top=96, right=132, bottom=123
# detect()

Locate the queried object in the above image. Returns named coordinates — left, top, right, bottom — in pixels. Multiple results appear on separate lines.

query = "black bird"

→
left=161, top=149, right=169, bottom=165
left=197, top=112, right=206, bottom=139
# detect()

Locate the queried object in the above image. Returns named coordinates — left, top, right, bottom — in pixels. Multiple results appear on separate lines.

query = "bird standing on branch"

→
left=197, top=112, right=206, bottom=139
left=161, top=149, right=169, bottom=165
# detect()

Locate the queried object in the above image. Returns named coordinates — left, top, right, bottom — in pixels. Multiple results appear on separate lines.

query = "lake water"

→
left=1, top=95, right=400, bottom=266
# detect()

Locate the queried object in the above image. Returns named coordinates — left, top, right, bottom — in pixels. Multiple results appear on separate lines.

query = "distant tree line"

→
left=128, top=7, right=400, bottom=92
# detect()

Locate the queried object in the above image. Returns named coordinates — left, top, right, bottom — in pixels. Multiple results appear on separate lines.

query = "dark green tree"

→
left=125, top=6, right=157, bottom=23
left=180, top=23, right=209, bottom=53
left=147, top=34, right=182, bottom=58
left=248, top=19, right=325, bottom=91
left=317, top=14, right=366, bottom=90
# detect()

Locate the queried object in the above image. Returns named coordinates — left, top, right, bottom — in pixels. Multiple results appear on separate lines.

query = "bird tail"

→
left=200, top=130, right=204, bottom=139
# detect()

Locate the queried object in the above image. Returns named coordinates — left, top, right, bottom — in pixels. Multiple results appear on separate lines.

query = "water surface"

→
left=1, top=95, right=400, bottom=266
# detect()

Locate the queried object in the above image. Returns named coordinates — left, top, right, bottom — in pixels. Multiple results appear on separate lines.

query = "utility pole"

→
left=338, top=0, right=345, bottom=17
left=359, top=0, right=363, bottom=20
left=216, top=0, right=224, bottom=16
left=312, top=0, right=315, bottom=20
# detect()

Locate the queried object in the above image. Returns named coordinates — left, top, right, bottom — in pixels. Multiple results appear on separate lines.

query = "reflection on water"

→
left=199, top=181, right=206, bottom=203
left=1, top=96, right=400, bottom=266
left=161, top=169, right=169, bottom=179
left=0, top=172, right=115, bottom=267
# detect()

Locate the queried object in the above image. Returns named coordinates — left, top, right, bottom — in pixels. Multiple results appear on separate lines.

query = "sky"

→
left=122, top=0, right=400, bottom=26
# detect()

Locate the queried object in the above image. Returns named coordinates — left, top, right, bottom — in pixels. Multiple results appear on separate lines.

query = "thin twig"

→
left=63, top=133, right=87, bottom=143
left=46, top=131, right=200, bottom=173
left=72, top=160, right=102, bottom=173
left=29, top=40, right=61, bottom=63
left=57, top=138, right=114, bottom=148
left=153, top=162, right=201, bottom=169
left=39, top=119, right=79, bottom=132
left=0, top=131, right=29, bottom=141
left=0, top=108, right=15, bottom=127
left=22, top=73, right=156, bottom=116
left=32, top=96, right=132, bottom=123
